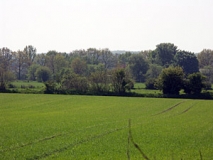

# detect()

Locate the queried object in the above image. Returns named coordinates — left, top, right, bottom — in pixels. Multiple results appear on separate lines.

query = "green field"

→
left=0, top=94, right=213, bottom=159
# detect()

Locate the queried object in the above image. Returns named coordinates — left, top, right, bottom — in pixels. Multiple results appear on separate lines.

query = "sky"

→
left=1, top=0, right=213, bottom=53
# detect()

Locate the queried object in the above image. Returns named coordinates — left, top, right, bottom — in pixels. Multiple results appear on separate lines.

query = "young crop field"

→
left=0, top=94, right=213, bottom=159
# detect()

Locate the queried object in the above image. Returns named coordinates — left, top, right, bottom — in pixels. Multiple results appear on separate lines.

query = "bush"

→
left=145, top=78, right=157, bottom=89
left=8, top=83, right=16, bottom=88
left=156, top=67, right=184, bottom=95
left=183, top=72, right=205, bottom=94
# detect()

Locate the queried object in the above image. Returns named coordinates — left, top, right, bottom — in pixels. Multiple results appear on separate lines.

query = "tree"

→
left=36, top=66, right=51, bottom=82
left=197, top=49, right=213, bottom=68
left=183, top=72, right=205, bottom=94
left=61, top=69, right=88, bottom=93
left=100, top=49, right=116, bottom=69
left=24, top=45, right=36, bottom=66
left=27, top=64, right=40, bottom=81
left=156, top=66, right=184, bottom=95
left=34, top=53, right=46, bottom=66
left=145, top=64, right=162, bottom=89
left=71, top=57, right=87, bottom=75
left=89, top=70, right=110, bottom=93
left=174, top=50, right=199, bottom=75
left=12, top=50, right=29, bottom=80
left=0, top=68, right=15, bottom=91
left=86, top=48, right=101, bottom=65
left=45, top=50, right=58, bottom=74
left=0, top=48, right=15, bottom=90
left=111, top=68, right=134, bottom=94
left=118, top=52, right=132, bottom=67
left=200, top=66, right=213, bottom=83
left=129, top=54, right=149, bottom=82
left=146, top=64, right=163, bottom=79
left=154, top=43, right=177, bottom=66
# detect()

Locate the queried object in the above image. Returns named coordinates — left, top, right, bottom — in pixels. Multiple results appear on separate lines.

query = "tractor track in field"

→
left=27, top=122, right=148, bottom=160
left=0, top=120, right=127, bottom=153
left=152, top=101, right=186, bottom=116
left=27, top=126, right=127, bottom=160
left=179, top=103, right=196, bottom=115
left=0, top=125, right=103, bottom=153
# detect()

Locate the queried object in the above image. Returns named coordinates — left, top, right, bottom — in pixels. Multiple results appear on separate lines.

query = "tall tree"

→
left=174, top=50, right=199, bottom=75
left=154, top=43, right=177, bottom=66
left=45, top=51, right=68, bottom=79
left=111, top=68, right=133, bottom=94
left=197, top=49, right=213, bottom=68
left=34, top=53, right=46, bottom=66
left=129, top=53, right=149, bottom=82
left=36, top=66, right=51, bottom=82
left=27, top=64, right=40, bottom=81
left=100, top=49, right=116, bottom=69
left=71, top=57, right=87, bottom=75
left=89, top=70, right=110, bottom=93
left=24, top=45, right=36, bottom=66
left=12, top=50, right=28, bottom=80
left=0, top=48, right=15, bottom=90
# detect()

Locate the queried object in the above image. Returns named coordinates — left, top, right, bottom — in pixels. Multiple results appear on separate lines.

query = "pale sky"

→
left=1, top=0, right=213, bottom=53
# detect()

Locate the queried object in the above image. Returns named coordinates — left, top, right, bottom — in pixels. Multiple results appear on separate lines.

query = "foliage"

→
left=145, top=78, right=157, bottom=89
left=0, top=45, right=212, bottom=96
left=89, top=70, right=110, bottom=93
left=61, top=69, right=88, bottom=93
left=27, top=64, right=40, bottom=81
left=145, top=64, right=163, bottom=79
left=0, top=69, right=15, bottom=91
left=129, top=54, right=149, bottom=82
left=0, top=48, right=16, bottom=91
left=111, top=68, right=134, bottom=94
left=183, top=72, right=205, bottom=94
left=174, top=50, right=199, bottom=75
left=156, top=66, right=184, bottom=95
left=200, top=66, right=213, bottom=83
left=197, top=49, right=213, bottom=68
left=44, top=80, right=57, bottom=94
left=71, top=57, right=87, bottom=75
left=154, top=43, right=177, bottom=67
left=36, top=66, right=51, bottom=82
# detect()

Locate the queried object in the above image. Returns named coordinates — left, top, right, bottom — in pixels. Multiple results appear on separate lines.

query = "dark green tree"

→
left=183, top=72, right=205, bottom=94
left=154, top=43, right=177, bottom=67
left=36, top=66, right=51, bottom=82
left=174, top=50, right=199, bottom=75
left=156, top=66, right=184, bottom=95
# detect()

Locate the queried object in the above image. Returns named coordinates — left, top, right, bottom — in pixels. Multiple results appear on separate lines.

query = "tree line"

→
left=0, top=43, right=213, bottom=95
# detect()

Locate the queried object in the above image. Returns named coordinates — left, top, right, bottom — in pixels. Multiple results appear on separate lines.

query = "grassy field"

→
left=0, top=94, right=213, bottom=159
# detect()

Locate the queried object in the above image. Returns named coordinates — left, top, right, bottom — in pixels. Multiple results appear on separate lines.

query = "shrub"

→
left=145, top=78, right=157, bottom=89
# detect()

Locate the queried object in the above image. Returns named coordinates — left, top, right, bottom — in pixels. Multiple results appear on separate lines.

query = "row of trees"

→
left=0, top=43, right=213, bottom=95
